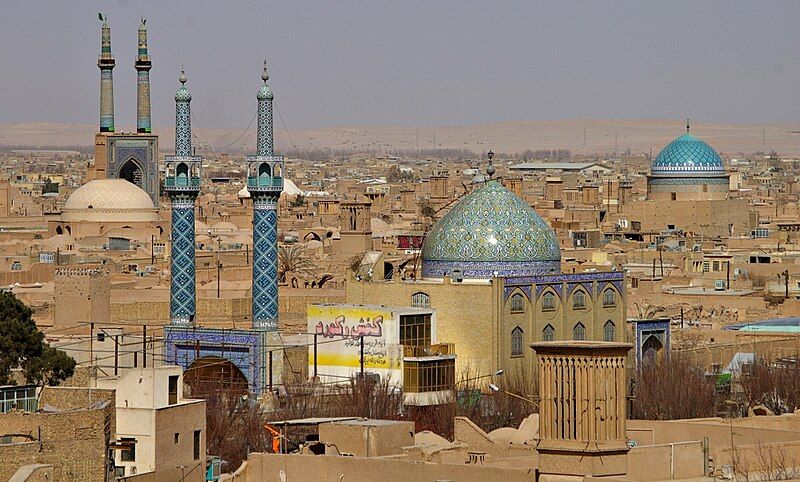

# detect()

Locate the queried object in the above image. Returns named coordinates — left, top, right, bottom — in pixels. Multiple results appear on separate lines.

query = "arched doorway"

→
left=641, top=335, right=664, bottom=365
left=119, top=159, right=143, bottom=189
left=184, top=356, right=249, bottom=397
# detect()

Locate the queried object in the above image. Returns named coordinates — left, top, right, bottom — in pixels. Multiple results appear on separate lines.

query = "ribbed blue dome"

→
left=421, top=180, right=561, bottom=278
left=651, top=133, right=724, bottom=176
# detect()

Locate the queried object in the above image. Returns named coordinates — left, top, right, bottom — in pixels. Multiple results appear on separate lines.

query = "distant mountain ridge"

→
left=2, top=119, right=799, bottom=156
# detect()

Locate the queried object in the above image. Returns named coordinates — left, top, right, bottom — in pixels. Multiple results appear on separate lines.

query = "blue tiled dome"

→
left=651, top=133, right=724, bottom=175
left=421, top=180, right=561, bottom=278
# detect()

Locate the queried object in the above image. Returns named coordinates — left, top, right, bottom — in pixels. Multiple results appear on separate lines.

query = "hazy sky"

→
left=2, top=1, right=799, bottom=130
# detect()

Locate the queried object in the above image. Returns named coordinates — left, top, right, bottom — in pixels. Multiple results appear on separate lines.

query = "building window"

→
left=604, top=320, right=615, bottom=342
left=573, top=323, right=585, bottom=341
left=603, top=288, right=616, bottom=307
left=510, top=293, right=525, bottom=313
left=702, top=261, right=709, bottom=272
left=403, top=358, right=455, bottom=393
left=400, top=314, right=431, bottom=347
left=541, top=291, right=556, bottom=311
left=573, top=290, right=586, bottom=309
left=174, top=433, right=180, bottom=444
left=511, top=327, right=524, bottom=356
left=120, top=438, right=136, bottom=462
left=671, top=193, right=677, bottom=201
left=411, top=292, right=430, bottom=309
left=193, top=430, right=201, bottom=461
left=168, top=375, right=179, bottom=405
left=713, top=261, right=720, bottom=271
left=543, top=324, right=555, bottom=342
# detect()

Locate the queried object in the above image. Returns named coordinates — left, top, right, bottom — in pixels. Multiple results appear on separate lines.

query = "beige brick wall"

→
left=0, top=405, right=115, bottom=482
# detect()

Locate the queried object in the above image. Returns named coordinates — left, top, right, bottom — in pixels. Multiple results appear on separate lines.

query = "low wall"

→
left=225, top=453, right=535, bottom=482
left=627, top=441, right=705, bottom=480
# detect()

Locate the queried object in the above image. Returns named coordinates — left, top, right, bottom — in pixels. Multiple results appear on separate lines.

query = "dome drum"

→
left=422, top=259, right=561, bottom=278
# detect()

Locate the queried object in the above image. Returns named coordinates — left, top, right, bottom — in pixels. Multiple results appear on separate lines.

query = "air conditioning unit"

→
left=714, top=280, right=725, bottom=291
left=451, top=269, right=463, bottom=283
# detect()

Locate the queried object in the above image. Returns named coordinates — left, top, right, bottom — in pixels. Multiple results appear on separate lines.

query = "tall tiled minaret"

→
left=165, top=70, right=201, bottom=326
left=135, top=18, right=152, bottom=133
left=98, top=14, right=115, bottom=133
left=248, top=62, right=284, bottom=330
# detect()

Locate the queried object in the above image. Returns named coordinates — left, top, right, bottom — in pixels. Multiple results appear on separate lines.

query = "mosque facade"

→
left=164, top=66, right=284, bottom=394
left=87, top=17, right=160, bottom=206
left=347, top=161, right=626, bottom=378
left=647, top=123, right=731, bottom=202
left=617, top=124, right=754, bottom=237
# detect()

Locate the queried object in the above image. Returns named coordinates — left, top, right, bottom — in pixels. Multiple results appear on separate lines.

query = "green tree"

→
left=0, top=292, right=74, bottom=385
left=25, top=345, right=76, bottom=386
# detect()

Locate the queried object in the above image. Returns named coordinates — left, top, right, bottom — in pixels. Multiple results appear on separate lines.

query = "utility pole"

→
left=313, top=334, right=318, bottom=378
left=89, top=322, right=94, bottom=370
left=114, top=334, right=119, bottom=376
left=150, top=234, right=155, bottom=265
left=784, top=270, right=790, bottom=299
left=726, top=260, right=731, bottom=290
left=216, top=237, right=222, bottom=299
left=360, top=335, right=365, bottom=379
left=142, top=325, right=147, bottom=368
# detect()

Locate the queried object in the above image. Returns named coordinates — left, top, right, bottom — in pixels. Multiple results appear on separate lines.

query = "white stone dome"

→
left=62, top=179, right=159, bottom=223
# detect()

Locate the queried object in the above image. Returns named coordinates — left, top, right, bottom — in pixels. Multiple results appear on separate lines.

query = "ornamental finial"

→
left=261, top=60, right=269, bottom=83
left=179, top=68, right=186, bottom=85
left=686, top=118, right=690, bottom=133
left=486, top=150, right=496, bottom=179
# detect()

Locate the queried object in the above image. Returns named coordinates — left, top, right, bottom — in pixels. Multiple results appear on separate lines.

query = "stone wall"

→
left=39, top=385, right=115, bottom=410
left=225, top=452, right=535, bottom=482
left=0, top=404, right=115, bottom=482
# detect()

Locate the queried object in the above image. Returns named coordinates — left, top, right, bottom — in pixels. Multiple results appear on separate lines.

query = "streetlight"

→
left=460, top=369, right=504, bottom=385
left=488, top=383, right=539, bottom=408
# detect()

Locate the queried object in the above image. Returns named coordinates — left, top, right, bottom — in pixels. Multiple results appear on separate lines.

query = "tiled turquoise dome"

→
left=421, top=180, right=561, bottom=278
left=651, top=133, right=724, bottom=176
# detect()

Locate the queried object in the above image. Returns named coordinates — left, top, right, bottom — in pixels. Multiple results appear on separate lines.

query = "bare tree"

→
left=740, top=357, right=800, bottom=415
left=632, top=354, right=717, bottom=420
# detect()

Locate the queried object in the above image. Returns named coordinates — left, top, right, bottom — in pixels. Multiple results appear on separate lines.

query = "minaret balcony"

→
left=164, top=177, right=201, bottom=191
left=247, top=176, right=283, bottom=192
left=164, top=155, right=202, bottom=193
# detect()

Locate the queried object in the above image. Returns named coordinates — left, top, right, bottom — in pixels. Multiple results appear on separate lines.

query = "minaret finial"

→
left=179, top=68, right=186, bottom=85
left=261, top=60, right=269, bottom=83
left=486, top=150, right=496, bottom=179
left=686, top=118, right=690, bottom=133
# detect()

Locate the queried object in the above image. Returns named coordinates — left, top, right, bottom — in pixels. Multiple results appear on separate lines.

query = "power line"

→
left=273, top=99, right=296, bottom=150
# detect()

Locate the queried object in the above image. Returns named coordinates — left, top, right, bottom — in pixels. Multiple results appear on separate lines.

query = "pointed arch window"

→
left=543, top=324, right=555, bottom=342
left=573, top=290, right=586, bottom=309
left=411, top=292, right=430, bottom=309
left=510, top=293, right=525, bottom=313
left=573, top=322, right=585, bottom=341
left=603, top=288, right=616, bottom=307
left=541, top=291, right=556, bottom=311
left=604, top=320, right=615, bottom=342
left=511, top=327, right=524, bottom=357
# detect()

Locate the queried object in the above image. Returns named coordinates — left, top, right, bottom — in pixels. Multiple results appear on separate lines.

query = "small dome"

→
left=175, top=85, right=191, bottom=102
left=651, top=133, right=725, bottom=176
left=422, top=180, right=560, bottom=278
left=62, top=179, right=158, bottom=223
left=257, top=84, right=273, bottom=101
